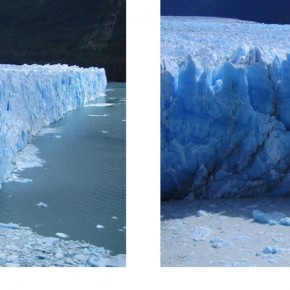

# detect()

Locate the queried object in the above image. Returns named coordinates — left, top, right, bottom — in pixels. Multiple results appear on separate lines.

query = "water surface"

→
left=0, top=82, right=126, bottom=255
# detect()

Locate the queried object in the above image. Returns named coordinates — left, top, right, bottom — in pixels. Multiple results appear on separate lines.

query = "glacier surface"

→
left=161, top=17, right=290, bottom=199
left=0, top=64, right=106, bottom=188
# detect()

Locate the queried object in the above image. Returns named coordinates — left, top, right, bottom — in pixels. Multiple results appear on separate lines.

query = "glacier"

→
left=161, top=17, right=290, bottom=200
left=0, top=64, right=106, bottom=188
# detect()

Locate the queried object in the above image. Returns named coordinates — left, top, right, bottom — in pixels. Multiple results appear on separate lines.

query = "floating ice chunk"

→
left=262, top=246, right=281, bottom=255
left=84, top=103, right=113, bottom=107
left=112, top=216, right=118, bottom=220
left=196, top=210, right=208, bottom=217
left=55, top=232, right=69, bottom=238
left=192, top=226, right=212, bottom=241
left=7, top=175, right=32, bottom=183
left=279, top=217, right=290, bottom=226
left=210, top=238, right=231, bottom=249
left=101, top=131, right=109, bottom=134
left=0, top=223, right=20, bottom=229
left=36, top=202, right=48, bottom=208
left=88, top=114, right=109, bottom=117
left=38, top=128, right=62, bottom=136
left=96, top=225, right=105, bottom=229
left=122, top=226, right=126, bottom=230
left=252, top=210, right=286, bottom=225
left=122, top=119, right=126, bottom=122
left=9, top=144, right=45, bottom=173
left=53, top=135, right=61, bottom=139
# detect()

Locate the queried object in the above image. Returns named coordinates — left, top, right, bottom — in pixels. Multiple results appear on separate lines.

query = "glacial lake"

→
left=0, top=82, right=126, bottom=255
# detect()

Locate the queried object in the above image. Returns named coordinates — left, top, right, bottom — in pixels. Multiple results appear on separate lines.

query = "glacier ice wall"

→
left=161, top=17, right=290, bottom=200
left=0, top=64, right=106, bottom=187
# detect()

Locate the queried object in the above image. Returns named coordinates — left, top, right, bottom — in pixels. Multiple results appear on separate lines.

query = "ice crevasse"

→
left=161, top=17, right=290, bottom=200
left=0, top=64, right=106, bottom=188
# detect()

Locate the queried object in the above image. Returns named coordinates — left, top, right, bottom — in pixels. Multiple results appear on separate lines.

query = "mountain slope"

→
left=161, top=0, right=290, bottom=24
left=0, top=0, right=125, bottom=81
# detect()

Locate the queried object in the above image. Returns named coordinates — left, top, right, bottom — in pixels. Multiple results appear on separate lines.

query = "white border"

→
left=2, top=1, right=290, bottom=289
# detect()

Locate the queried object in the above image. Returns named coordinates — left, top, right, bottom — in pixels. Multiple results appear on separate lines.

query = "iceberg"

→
left=0, top=64, right=106, bottom=188
left=161, top=17, right=290, bottom=200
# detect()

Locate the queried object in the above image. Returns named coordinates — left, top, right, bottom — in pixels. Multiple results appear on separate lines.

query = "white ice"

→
left=96, top=225, right=105, bottom=229
left=36, top=202, right=48, bottom=208
left=161, top=16, right=290, bottom=199
left=55, top=233, right=69, bottom=238
left=84, top=103, right=113, bottom=107
left=0, top=64, right=106, bottom=187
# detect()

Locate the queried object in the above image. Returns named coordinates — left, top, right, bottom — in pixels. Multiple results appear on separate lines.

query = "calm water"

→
left=0, top=82, right=126, bottom=255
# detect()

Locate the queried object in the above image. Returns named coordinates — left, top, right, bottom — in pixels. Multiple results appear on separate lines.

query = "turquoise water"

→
left=0, top=82, right=126, bottom=255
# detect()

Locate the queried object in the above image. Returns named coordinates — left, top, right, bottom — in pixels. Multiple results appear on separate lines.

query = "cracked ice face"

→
left=161, top=17, right=290, bottom=200
left=0, top=64, right=107, bottom=186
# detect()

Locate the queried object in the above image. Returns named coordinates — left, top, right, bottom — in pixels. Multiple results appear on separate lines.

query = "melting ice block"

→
left=0, top=64, right=106, bottom=187
left=161, top=17, right=290, bottom=199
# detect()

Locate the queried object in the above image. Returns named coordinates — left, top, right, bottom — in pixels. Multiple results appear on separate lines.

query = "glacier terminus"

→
left=0, top=64, right=106, bottom=189
left=161, top=17, right=290, bottom=200
left=0, top=64, right=127, bottom=266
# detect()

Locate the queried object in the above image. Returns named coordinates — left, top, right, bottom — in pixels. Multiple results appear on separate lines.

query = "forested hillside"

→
left=0, top=0, right=125, bottom=81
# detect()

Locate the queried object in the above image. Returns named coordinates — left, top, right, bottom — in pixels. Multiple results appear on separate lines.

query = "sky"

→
left=161, top=0, right=290, bottom=24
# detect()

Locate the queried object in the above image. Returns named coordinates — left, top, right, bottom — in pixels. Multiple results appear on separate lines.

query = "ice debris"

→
left=36, top=202, right=48, bottom=208
left=196, top=210, right=208, bottom=217
left=192, top=226, right=212, bottom=241
left=0, top=223, right=20, bottom=229
left=252, top=210, right=290, bottom=226
left=96, top=225, right=105, bottom=229
left=55, top=233, right=69, bottom=238
left=0, top=224, right=125, bottom=267
left=210, top=238, right=231, bottom=249
left=279, top=217, right=290, bottom=226
left=261, top=246, right=281, bottom=255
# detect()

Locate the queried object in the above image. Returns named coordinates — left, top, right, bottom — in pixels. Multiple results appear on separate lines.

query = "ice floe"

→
left=0, top=223, right=125, bottom=266
left=96, top=225, right=105, bottom=229
left=36, top=202, right=48, bottom=208
left=192, top=226, right=212, bottom=241
left=55, top=232, right=69, bottom=238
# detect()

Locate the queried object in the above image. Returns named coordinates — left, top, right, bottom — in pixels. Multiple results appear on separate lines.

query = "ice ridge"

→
left=161, top=17, right=290, bottom=200
left=0, top=64, right=106, bottom=188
